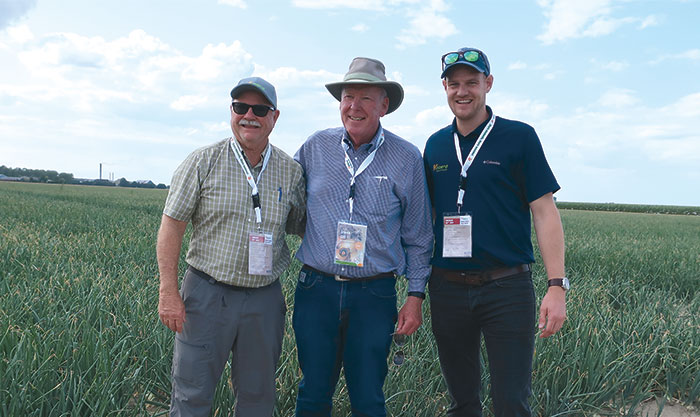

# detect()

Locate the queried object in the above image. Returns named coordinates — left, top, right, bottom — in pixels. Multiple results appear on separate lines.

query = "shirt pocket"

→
left=360, top=175, right=400, bottom=217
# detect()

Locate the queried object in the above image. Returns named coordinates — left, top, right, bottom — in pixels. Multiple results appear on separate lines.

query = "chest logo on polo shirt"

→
left=483, top=160, right=501, bottom=166
left=433, top=164, right=449, bottom=173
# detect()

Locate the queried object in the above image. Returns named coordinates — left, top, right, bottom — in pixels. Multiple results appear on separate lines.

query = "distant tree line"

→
left=0, top=165, right=167, bottom=189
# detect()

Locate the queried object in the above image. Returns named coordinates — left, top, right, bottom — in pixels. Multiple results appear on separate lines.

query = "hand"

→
left=538, top=287, right=566, bottom=338
left=158, top=289, right=186, bottom=333
left=395, top=296, right=423, bottom=336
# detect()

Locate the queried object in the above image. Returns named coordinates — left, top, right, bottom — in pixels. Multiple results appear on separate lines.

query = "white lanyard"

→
left=230, top=138, right=272, bottom=226
left=453, top=112, right=496, bottom=212
left=342, top=129, right=385, bottom=220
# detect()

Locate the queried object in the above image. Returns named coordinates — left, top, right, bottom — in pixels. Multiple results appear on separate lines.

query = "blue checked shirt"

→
left=294, top=125, right=433, bottom=293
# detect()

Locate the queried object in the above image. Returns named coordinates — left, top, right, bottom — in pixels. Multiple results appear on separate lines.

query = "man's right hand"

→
left=158, top=289, right=186, bottom=333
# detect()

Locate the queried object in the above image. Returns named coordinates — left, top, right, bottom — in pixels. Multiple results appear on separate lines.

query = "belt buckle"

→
left=335, top=275, right=351, bottom=282
left=458, top=271, right=484, bottom=286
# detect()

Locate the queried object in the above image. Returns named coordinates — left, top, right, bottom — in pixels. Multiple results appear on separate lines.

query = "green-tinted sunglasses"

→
left=441, top=50, right=481, bottom=71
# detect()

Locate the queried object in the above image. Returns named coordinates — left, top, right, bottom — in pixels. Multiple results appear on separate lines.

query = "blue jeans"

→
left=292, top=267, right=398, bottom=417
left=429, top=270, right=536, bottom=417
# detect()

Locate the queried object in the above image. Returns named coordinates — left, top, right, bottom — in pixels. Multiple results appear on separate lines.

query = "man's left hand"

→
left=538, top=287, right=566, bottom=338
left=395, top=296, right=423, bottom=335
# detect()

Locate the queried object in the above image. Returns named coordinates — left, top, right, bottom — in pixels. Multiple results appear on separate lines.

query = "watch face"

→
left=562, top=278, right=570, bottom=290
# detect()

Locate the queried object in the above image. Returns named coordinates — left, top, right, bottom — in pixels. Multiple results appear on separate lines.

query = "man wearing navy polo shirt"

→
left=424, top=47, right=567, bottom=417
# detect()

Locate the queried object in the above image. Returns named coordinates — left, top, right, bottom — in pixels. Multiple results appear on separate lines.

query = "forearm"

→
left=531, top=195, right=565, bottom=279
left=156, top=214, right=188, bottom=294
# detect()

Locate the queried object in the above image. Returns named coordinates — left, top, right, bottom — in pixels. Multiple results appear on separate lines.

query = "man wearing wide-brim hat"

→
left=291, top=57, right=433, bottom=416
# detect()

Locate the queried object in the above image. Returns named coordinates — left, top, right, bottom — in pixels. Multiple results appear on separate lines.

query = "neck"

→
left=348, top=125, right=379, bottom=149
left=456, top=107, right=489, bottom=136
left=236, top=137, right=268, bottom=166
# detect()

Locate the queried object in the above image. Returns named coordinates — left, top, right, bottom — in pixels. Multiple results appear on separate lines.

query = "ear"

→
left=485, top=74, right=494, bottom=93
left=380, top=95, right=389, bottom=116
left=442, top=78, right=448, bottom=91
left=271, top=109, right=280, bottom=124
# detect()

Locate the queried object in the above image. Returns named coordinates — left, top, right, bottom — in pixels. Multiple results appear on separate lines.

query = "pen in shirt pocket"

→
left=278, top=187, right=282, bottom=201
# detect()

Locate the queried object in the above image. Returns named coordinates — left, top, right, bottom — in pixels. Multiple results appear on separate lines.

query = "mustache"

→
left=239, top=119, right=261, bottom=127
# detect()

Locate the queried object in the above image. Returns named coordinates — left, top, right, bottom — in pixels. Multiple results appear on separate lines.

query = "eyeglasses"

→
left=441, top=50, right=482, bottom=71
left=231, top=102, right=275, bottom=117
left=392, top=333, right=407, bottom=366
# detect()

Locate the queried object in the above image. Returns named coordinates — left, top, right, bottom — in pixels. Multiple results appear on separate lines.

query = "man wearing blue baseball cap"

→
left=424, top=47, right=567, bottom=416
left=157, top=76, right=306, bottom=416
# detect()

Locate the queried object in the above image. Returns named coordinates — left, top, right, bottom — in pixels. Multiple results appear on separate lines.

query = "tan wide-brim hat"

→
left=325, top=57, right=404, bottom=114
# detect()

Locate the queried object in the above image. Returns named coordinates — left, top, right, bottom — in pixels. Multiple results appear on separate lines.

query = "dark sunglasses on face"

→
left=441, top=50, right=482, bottom=71
left=231, top=101, right=275, bottom=117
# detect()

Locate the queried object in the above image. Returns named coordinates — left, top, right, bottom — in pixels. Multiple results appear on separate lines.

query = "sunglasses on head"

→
left=441, top=50, right=482, bottom=71
left=231, top=102, right=275, bottom=117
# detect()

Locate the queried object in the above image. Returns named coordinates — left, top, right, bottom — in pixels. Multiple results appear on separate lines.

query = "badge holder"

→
left=334, top=221, right=367, bottom=267
left=442, top=212, right=472, bottom=258
left=248, top=229, right=273, bottom=275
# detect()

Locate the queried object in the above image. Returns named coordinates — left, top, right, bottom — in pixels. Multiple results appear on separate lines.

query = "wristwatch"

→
left=547, top=277, right=570, bottom=291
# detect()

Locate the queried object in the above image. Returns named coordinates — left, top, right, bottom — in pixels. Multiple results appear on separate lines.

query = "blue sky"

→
left=1, top=0, right=698, bottom=205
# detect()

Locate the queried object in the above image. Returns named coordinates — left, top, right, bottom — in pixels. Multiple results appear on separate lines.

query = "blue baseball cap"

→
left=440, top=47, right=491, bottom=79
left=230, top=77, right=277, bottom=109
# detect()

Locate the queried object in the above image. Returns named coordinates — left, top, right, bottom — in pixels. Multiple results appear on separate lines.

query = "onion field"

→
left=1, top=182, right=698, bottom=416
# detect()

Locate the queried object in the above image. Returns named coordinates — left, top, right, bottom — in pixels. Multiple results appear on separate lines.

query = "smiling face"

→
left=230, top=90, right=279, bottom=154
left=443, top=65, right=493, bottom=134
left=339, top=85, right=389, bottom=147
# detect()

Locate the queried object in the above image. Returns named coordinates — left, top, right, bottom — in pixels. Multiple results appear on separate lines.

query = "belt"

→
left=302, top=264, right=395, bottom=282
left=188, top=266, right=254, bottom=290
left=433, top=264, right=530, bottom=286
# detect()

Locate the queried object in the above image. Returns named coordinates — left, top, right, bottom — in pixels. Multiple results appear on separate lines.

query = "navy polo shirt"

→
left=423, top=106, right=560, bottom=270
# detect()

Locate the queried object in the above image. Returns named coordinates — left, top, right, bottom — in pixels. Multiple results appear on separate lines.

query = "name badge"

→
left=248, top=231, right=273, bottom=275
left=442, top=213, right=472, bottom=258
left=334, top=221, right=367, bottom=267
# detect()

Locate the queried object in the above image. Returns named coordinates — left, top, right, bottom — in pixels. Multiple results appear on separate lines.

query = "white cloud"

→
left=395, top=0, right=457, bottom=49
left=352, top=23, right=369, bottom=32
left=218, top=0, right=247, bottom=8
left=0, top=0, right=37, bottom=30
left=182, top=42, right=252, bottom=81
left=3, top=24, right=33, bottom=44
left=292, top=0, right=387, bottom=10
left=489, top=93, right=550, bottom=121
left=600, top=60, right=628, bottom=72
left=650, top=49, right=700, bottom=65
left=7, top=29, right=253, bottom=110
left=597, top=88, right=639, bottom=108
left=537, top=0, right=652, bottom=44
left=678, top=49, right=700, bottom=60
left=508, top=61, right=527, bottom=70
left=639, top=14, right=659, bottom=29
left=258, top=66, right=340, bottom=89
left=171, top=95, right=209, bottom=111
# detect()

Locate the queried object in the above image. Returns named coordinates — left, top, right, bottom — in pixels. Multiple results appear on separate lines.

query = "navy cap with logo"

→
left=440, top=47, right=491, bottom=79
left=230, top=77, right=277, bottom=109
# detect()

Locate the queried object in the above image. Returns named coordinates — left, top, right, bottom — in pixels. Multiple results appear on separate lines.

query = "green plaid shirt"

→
left=164, top=138, right=306, bottom=287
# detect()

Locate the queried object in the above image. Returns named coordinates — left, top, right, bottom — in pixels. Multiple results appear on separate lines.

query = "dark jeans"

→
left=292, top=267, right=398, bottom=417
left=429, top=270, right=536, bottom=417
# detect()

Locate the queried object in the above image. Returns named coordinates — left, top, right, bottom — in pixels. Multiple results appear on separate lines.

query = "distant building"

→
left=0, top=174, right=22, bottom=181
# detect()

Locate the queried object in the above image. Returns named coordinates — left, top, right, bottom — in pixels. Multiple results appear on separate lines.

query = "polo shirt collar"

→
left=452, top=106, right=493, bottom=140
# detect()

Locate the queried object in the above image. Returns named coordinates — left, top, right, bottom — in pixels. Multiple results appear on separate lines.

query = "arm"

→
left=530, top=192, right=566, bottom=338
left=156, top=214, right=188, bottom=333
left=285, top=164, right=307, bottom=237
left=395, top=152, right=434, bottom=336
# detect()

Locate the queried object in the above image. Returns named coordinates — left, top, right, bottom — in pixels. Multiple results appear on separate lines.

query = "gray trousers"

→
left=169, top=267, right=286, bottom=417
